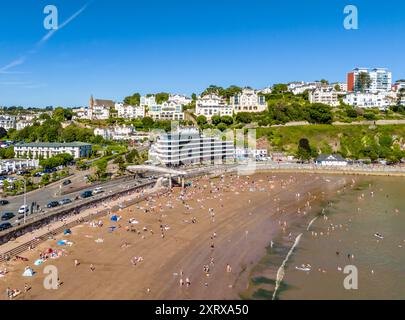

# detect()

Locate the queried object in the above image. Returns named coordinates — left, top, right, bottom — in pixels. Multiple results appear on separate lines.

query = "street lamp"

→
left=23, top=178, right=27, bottom=225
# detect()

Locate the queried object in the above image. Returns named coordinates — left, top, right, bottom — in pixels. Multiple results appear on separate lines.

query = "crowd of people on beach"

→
left=2, top=172, right=379, bottom=300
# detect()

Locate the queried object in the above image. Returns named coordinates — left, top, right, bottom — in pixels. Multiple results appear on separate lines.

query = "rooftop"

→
left=316, top=154, right=347, bottom=162
left=15, top=142, right=92, bottom=148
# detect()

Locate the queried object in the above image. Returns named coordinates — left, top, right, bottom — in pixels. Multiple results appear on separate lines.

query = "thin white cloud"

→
left=0, top=58, right=27, bottom=73
left=0, top=81, right=30, bottom=86
left=21, top=83, right=48, bottom=89
left=38, top=3, right=90, bottom=46
left=0, top=1, right=92, bottom=74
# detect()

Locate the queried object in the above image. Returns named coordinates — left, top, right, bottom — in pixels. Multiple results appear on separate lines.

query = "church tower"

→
left=89, top=95, right=94, bottom=119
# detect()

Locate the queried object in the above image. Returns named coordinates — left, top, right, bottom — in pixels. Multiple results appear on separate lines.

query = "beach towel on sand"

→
left=34, top=259, right=44, bottom=266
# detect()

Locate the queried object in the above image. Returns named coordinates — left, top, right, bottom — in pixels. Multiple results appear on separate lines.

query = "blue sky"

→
left=0, top=0, right=404, bottom=107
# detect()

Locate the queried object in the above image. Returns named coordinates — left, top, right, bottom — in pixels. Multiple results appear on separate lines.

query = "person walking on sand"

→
left=186, top=277, right=191, bottom=287
left=90, top=264, right=95, bottom=272
left=179, top=278, right=184, bottom=287
left=226, top=264, right=232, bottom=273
left=6, top=287, right=11, bottom=299
left=74, top=259, right=80, bottom=267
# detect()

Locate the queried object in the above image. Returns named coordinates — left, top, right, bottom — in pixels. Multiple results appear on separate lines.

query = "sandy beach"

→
left=0, top=173, right=349, bottom=300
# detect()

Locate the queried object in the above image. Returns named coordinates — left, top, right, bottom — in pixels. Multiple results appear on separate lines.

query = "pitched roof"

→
left=316, top=154, right=346, bottom=162
left=94, top=99, right=115, bottom=108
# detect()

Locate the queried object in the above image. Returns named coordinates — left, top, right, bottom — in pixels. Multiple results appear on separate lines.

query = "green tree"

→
left=124, top=93, right=141, bottom=105
left=125, top=149, right=139, bottom=163
left=217, top=123, right=227, bottom=131
left=272, top=84, right=288, bottom=93
left=0, top=127, right=7, bottom=139
left=357, top=72, right=372, bottom=92
left=0, top=146, right=15, bottom=159
left=211, top=115, right=222, bottom=126
left=306, top=103, right=333, bottom=124
left=235, top=112, right=253, bottom=124
left=221, top=116, right=234, bottom=126
left=53, top=107, right=73, bottom=122
left=197, top=115, right=207, bottom=127
left=346, top=108, right=358, bottom=118
left=155, top=92, right=170, bottom=104
left=296, top=138, right=316, bottom=161
left=141, top=117, right=154, bottom=128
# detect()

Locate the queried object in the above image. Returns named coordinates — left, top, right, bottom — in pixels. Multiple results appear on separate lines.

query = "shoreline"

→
left=0, top=172, right=352, bottom=300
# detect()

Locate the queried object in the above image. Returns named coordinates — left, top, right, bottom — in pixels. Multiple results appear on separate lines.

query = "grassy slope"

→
left=257, top=124, right=405, bottom=158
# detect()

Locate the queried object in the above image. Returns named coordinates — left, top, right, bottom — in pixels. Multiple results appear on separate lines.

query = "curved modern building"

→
left=149, top=128, right=235, bottom=167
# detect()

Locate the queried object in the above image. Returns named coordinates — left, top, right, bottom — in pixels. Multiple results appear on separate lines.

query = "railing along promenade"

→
left=239, top=162, right=405, bottom=177
left=0, top=179, right=159, bottom=261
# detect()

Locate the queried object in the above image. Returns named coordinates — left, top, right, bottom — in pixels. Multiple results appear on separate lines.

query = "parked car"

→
left=0, top=222, right=12, bottom=231
left=62, top=179, right=72, bottom=186
left=59, top=198, right=72, bottom=206
left=18, top=205, right=29, bottom=214
left=80, top=190, right=93, bottom=199
left=47, top=201, right=60, bottom=208
left=17, top=170, right=30, bottom=175
left=6, top=177, right=17, bottom=183
left=33, top=172, right=44, bottom=177
left=0, top=200, right=9, bottom=206
left=93, top=187, right=104, bottom=195
left=1, top=212, right=15, bottom=221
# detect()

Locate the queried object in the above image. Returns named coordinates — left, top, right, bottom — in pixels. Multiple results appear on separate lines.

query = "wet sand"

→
left=0, top=173, right=348, bottom=300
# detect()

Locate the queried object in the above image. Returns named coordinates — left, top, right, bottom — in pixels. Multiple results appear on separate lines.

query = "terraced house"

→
left=14, top=142, right=92, bottom=159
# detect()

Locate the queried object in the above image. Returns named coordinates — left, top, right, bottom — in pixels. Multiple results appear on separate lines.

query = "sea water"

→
left=245, top=176, right=405, bottom=300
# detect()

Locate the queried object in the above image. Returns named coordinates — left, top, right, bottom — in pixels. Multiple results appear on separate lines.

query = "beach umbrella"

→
left=111, top=215, right=118, bottom=222
left=64, top=229, right=72, bottom=235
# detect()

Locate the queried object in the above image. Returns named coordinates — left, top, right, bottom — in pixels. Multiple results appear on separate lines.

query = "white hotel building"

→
left=343, top=92, right=393, bottom=110
left=168, top=94, right=192, bottom=106
left=115, top=103, right=145, bottom=119
left=196, top=94, right=233, bottom=119
left=230, top=88, right=267, bottom=113
left=140, top=95, right=157, bottom=107
left=148, top=102, right=185, bottom=121
left=15, top=142, right=92, bottom=159
left=309, top=88, right=339, bottom=107
left=149, top=128, right=235, bottom=167
left=0, top=115, right=16, bottom=131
